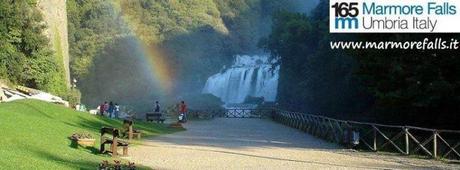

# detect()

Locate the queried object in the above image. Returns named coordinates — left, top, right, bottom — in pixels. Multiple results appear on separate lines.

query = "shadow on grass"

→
left=69, top=139, right=78, bottom=149
left=15, top=101, right=53, bottom=119
left=61, top=114, right=182, bottom=158
left=30, top=148, right=100, bottom=169
left=30, top=146, right=153, bottom=170
left=68, top=139, right=100, bottom=155
left=68, top=115, right=179, bottom=136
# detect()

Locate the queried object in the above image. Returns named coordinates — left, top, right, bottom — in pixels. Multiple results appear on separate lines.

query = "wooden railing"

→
left=187, top=108, right=460, bottom=161
left=188, top=109, right=225, bottom=119
left=188, top=109, right=273, bottom=119
left=271, top=110, right=460, bottom=161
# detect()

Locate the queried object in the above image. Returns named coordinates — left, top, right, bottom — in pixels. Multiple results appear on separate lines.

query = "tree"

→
left=0, top=0, right=67, bottom=95
left=352, top=33, right=460, bottom=128
left=262, top=10, right=370, bottom=119
left=263, top=0, right=460, bottom=129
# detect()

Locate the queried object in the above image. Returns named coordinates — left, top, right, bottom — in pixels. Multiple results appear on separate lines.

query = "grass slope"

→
left=0, top=99, right=177, bottom=169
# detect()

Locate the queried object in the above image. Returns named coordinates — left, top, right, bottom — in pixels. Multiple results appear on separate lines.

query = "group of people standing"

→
left=99, top=101, right=120, bottom=118
left=97, top=100, right=187, bottom=121
left=153, top=100, right=188, bottom=123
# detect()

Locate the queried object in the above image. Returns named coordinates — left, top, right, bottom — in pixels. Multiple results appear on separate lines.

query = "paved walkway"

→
left=128, top=118, right=458, bottom=170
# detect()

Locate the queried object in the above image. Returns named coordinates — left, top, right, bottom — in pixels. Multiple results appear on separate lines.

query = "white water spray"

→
left=202, top=55, right=279, bottom=104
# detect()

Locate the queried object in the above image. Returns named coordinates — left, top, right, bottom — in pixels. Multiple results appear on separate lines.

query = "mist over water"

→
left=79, top=37, right=165, bottom=112
left=76, top=0, right=320, bottom=111
left=202, top=55, right=279, bottom=104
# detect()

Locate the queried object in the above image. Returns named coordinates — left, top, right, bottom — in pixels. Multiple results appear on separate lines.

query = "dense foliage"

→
left=264, top=0, right=459, bottom=129
left=352, top=33, right=460, bottom=128
left=0, top=0, right=67, bottom=95
left=67, top=0, right=128, bottom=79
left=67, top=0, right=309, bottom=78
left=67, top=0, right=314, bottom=109
left=261, top=3, right=371, bottom=120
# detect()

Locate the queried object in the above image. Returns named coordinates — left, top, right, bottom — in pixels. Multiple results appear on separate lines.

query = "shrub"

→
left=63, top=88, right=81, bottom=106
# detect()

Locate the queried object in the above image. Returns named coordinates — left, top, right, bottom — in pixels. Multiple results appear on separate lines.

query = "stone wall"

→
left=36, top=0, right=70, bottom=87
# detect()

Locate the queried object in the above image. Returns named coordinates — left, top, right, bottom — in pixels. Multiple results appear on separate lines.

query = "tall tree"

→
left=352, top=33, right=460, bottom=128
left=262, top=9, right=370, bottom=119
left=0, top=0, right=67, bottom=95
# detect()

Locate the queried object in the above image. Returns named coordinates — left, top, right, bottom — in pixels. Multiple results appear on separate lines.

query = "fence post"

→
left=433, top=131, right=437, bottom=159
left=404, top=127, right=409, bottom=155
left=373, top=126, right=377, bottom=151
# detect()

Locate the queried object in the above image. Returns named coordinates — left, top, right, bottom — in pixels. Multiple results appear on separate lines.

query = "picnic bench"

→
left=146, top=112, right=165, bottom=123
left=100, top=127, right=129, bottom=157
left=122, top=119, right=141, bottom=140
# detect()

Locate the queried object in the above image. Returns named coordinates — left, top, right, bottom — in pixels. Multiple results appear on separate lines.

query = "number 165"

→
left=331, top=2, right=359, bottom=17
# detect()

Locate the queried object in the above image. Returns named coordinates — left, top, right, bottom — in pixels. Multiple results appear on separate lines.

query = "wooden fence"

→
left=271, top=110, right=460, bottom=161
left=186, top=108, right=460, bottom=161
left=188, top=109, right=273, bottom=119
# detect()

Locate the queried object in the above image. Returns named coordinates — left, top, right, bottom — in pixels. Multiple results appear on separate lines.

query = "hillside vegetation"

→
left=0, top=99, right=177, bottom=169
left=0, top=1, right=68, bottom=96
left=66, top=0, right=315, bottom=109
left=263, top=0, right=460, bottom=129
left=67, top=0, right=308, bottom=79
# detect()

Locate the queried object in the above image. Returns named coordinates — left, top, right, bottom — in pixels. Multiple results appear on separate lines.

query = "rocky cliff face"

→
left=37, top=0, right=70, bottom=87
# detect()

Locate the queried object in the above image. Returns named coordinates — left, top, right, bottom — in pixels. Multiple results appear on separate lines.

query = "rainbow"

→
left=140, top=43, right=174, bottom=92
left=109, top=1, right=174, bottom=94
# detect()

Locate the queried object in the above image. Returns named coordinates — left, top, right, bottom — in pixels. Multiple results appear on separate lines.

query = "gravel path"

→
left=128, top=118, right=458, bottom=170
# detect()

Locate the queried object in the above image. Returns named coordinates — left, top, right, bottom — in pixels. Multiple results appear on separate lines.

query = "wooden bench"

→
left=146, top=112, right=165, bottom=123
left=122, top=119, right=141, bottom=140
left=100, top=127, right=129, bottom=157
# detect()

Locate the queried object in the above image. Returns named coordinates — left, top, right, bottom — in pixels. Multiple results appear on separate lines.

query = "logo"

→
left=331, top=2, right=359, bottom=29
left=330, top=0, right=460, bottom=33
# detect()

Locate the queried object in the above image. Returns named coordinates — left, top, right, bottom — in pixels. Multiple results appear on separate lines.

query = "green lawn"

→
left=0, top=99, right=179, bottom=169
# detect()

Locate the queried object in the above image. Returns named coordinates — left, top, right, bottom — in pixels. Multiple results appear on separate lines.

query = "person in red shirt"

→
left=179, top=101, right=187, bottom=123
left=98, top=101, right=108, bottom=116
left=99, top=103, right=105, bottom=116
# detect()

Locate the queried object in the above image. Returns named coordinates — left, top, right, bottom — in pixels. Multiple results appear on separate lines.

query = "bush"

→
left=63, top=88, right=81, bottom=106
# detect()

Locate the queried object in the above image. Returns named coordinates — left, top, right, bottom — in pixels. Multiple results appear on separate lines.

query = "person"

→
left=103, top=101, right=108, bottom=116
left=114, top=103, right=120, bottom=118
left=75, top=103, right=80, bottom=111
left=99, top=103, right=105, bottom=116
left=179, top=101, right=187, bottom=123
left=154, top=101, right=160, bottom=113
left=108, top=102, right=114, bottom=118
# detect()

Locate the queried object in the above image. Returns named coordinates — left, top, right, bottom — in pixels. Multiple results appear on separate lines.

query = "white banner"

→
left=330, top=0, right=460, bottom=33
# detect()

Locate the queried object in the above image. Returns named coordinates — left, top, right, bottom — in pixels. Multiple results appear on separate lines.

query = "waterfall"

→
left=202, top=55, right=279, bottom=104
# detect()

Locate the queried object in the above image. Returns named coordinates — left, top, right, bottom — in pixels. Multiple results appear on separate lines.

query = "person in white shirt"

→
left=114, top=103, right=120, bottom=118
